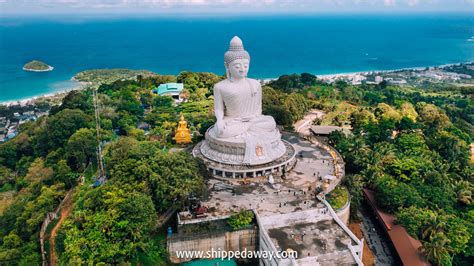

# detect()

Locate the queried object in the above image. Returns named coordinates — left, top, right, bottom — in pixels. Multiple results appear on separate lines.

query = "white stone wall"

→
left=335, top=200, right=351, bottom=225
left=167, top=228, right=257, bottom=263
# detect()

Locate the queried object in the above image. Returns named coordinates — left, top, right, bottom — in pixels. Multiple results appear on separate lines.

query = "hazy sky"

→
left=0, top=0, right=473, bottom=14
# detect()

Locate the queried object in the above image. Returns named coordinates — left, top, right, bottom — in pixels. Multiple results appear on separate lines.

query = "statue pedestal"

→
left=201, top=126, right=286, bottom=165
left=193, top=127, right=296, bottom=178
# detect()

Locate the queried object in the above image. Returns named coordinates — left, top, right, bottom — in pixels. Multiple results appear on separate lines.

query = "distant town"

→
left=0, top=108, right=48, bottom=142
left=317, top=62, right=474, bottom=86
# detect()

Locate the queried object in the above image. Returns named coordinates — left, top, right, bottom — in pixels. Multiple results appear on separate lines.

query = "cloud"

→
left=0, top=0, right=472, bottom=13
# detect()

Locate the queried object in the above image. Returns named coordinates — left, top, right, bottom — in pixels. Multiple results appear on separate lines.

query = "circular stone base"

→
left=193, top=140, right=297, bottom=178
left=203, top=126, right=286, bottom=165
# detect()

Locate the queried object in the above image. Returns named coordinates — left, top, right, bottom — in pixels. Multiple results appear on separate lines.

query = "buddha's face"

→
left=226, top=58, right=249, bottom=79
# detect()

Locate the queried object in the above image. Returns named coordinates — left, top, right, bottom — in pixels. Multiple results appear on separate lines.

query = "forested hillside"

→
left=0, top=71, right=472, bottom=265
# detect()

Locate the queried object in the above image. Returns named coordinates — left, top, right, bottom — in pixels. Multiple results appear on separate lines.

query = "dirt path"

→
left=348, top=223, right=376, bottom=266
left=49, top=192, right=73, bottom=266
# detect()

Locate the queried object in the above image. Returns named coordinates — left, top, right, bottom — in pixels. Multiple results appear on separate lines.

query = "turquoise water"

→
left=0, top=13, right=473, bottom=102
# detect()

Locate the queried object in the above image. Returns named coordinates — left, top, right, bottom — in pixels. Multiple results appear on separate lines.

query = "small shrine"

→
left=174, top=114, right=192, bottom=144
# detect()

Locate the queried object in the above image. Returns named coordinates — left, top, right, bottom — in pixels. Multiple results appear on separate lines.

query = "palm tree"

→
left=361, top=166, right=383, bottom=188
left=452, top=180, right=473, bottom=205
left=422, top=215, right=447, bottom=241
left=457, top=188, right=472, bottom=205
left=420, top=232, right=453, bottom=266
left=350, top=137, right=370, bottom=167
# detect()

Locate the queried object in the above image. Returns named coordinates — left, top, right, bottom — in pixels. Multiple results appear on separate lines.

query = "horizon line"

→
left=1, top=10, right=473, bottom=17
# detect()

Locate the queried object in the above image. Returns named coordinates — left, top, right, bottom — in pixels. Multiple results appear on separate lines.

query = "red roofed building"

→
left=363, top=188, right=430, bottom=266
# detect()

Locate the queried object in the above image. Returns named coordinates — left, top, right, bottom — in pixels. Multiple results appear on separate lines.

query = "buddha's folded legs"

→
left=248, top=115, right=277, bottom=133
left=216, top=120, right=252, bottom=138
left=214, top=115, right=277, bottom=138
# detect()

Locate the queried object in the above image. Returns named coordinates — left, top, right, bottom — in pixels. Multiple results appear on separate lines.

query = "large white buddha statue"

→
left=201, top=36, right=286, bottom=165
left=213, top=36, right=277, bottom=138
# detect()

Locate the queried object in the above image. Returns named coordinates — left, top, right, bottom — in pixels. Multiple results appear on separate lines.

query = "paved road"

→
left=294, top=109, right=325, bottom=136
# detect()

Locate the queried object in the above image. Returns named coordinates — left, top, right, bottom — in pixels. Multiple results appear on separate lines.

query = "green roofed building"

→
left=152, top=82, right=185, bottom=103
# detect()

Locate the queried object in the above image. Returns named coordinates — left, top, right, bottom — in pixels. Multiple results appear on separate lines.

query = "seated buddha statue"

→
left=213, top=36, right=277, bottom=138
left=205, top=36, right=285, bottom=165
left=174, top=114, right=192, bottom=144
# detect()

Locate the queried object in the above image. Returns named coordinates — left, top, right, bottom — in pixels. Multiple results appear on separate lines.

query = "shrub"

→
left=227, top=209, right=254, bottom=230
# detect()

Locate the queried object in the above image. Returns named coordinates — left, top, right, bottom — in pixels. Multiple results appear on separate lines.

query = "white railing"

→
left=254, top=210, right=297, bottom=266
left=318, top=195, right=364, bottom=265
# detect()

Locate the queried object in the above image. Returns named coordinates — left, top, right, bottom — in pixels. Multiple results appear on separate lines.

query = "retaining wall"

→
left=167, top=227, right=258, bottom=263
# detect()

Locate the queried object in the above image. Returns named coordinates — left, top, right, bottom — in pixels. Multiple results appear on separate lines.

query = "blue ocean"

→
left=0, top=13, right=473, bottom=102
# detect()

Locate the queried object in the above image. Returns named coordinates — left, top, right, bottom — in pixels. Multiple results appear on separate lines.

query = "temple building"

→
left=173, top=114, right=192, bottom=144
left=152, top=82, right=185, bottom=103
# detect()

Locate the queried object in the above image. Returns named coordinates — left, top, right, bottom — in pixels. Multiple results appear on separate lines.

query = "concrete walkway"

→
left=294, top=109, right=325, bottom=136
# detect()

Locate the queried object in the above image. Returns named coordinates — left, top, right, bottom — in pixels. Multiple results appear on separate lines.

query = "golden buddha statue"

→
left=174, top=114, right=192, bottom=144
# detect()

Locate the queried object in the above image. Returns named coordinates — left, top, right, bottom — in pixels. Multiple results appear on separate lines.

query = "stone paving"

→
left=180, top=134, right=336, bottom=222
left=358, top=205, right=396, bottom=265
left=283, top=134, right=336, bottom=188
left=267, top=219, right=356, bottom=264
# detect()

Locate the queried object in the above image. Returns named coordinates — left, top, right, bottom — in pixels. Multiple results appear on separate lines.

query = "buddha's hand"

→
left=215, top=120, right=226, bottom=134
left=241, top=115, right=256, bottom=122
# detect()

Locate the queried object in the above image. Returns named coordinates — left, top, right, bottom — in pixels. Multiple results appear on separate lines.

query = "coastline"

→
left=262, top=61, right=474, bottom=83
left=2, top=61, right=472, bottom=107
left=1, top=90, right=73, bottom=107
left=0, top=80, right=89, bottom=107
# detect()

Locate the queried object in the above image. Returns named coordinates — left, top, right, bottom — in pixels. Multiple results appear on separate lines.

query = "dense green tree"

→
left=268, top=74, right=301, bottom=92
left=50, top=90, right=93, bottom=115
left=397, top=206, right=437, bottom=238
left=398, top=116, right=418, bottom=131
left=376, top=176, right=425, bottom=212
left=420, top=232, right=453, bottom=266
left=0, top=141, right=18, bottom=169
left=428, top=130, right=469, bottom=169
left=300, top=73, right=318, bottom=86
left=177, top=71, right=222, bottom=94
left=110, top=151, right=207, bottom=212
left=417, top=103, right=451, bottom=130
left=33, top=109, right=92, bottom=156
left=61, top=185, right=156, bottom=264
left=66, top=128, right=97, bottom=171
left=263, top=105, right=293, bottom=127
left=350, top=108, right=376, bottom=133
left=153, top=95, right=174, bottom=108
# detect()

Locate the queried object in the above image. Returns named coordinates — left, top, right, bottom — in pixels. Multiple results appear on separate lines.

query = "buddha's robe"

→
left=213, top=78, right=276, bottom=139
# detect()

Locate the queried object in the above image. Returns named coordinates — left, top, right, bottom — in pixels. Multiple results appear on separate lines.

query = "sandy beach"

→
left=2, top=61, right=472, bottom=107
left=0, top=81, right=89, bottom=107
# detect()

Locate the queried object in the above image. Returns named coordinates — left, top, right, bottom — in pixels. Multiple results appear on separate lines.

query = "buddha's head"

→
left=224, top=36, right=250, bottom=80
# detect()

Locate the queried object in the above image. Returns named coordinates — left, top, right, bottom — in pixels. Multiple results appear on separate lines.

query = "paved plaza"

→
left=180, top=134, right=336, bottom=222
left=179, top=133, right=358, bottom=265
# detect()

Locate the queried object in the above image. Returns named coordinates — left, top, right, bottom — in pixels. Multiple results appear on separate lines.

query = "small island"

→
left=23, top=60, right=54, bottom=72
